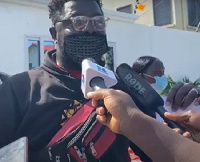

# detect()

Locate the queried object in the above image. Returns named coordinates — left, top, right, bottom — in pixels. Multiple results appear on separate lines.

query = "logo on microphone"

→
left=97, top=65, right=107, bottom=75
left=81, top=74, right=85, bottom=84
left=124, top=73, right=146, bottom=96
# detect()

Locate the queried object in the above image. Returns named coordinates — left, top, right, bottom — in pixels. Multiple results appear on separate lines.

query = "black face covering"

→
left=63, top=33, right=109, bottom=65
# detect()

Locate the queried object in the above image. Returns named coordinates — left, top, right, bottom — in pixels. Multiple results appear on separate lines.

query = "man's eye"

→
left=74, top=19, right=86, bottom=25
left=62, top=20, right=71, bottom=25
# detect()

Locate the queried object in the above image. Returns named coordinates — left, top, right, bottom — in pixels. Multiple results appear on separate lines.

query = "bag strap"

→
left=48, top=101, right=94, bottom=146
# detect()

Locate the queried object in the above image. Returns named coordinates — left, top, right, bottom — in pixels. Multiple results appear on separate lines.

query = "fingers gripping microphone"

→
left=81, top=59, right=117, bottom=98
left=116, top=63, right=185, bottom=132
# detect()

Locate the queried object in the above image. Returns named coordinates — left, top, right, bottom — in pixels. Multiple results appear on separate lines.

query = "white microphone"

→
left=81, top=59, right=117, bottom=99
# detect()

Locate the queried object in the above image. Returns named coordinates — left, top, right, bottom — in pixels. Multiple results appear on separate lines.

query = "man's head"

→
left=48, top=0, right=108, bottom=70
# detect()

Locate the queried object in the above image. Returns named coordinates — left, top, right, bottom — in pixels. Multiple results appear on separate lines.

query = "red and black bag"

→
left=46, top=101, right=118, bottom=162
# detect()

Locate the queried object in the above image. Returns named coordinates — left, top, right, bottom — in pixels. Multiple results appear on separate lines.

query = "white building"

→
left=0, top=0, right=200, bottom=82
left=102, top=0, right=200, bottom=32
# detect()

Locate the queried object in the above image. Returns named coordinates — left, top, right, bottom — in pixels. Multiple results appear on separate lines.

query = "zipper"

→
left=74, top=146, right=84, bottom=159
left=81, top=147, right=87, bottom=162
left=89, top=125, right=106, bottom=144
left=87, top=125, right=106, bottom=157
left=67, top=154, right=71, bottom=162
left=56, top=156, right=61, bottom=162
left=90, top=142, right=97, bottom=156
left=67, top=111, right=96, bottom=148
left=81, top=119, right=97, bottom=143
left=48, top=147, right=53, bottom=161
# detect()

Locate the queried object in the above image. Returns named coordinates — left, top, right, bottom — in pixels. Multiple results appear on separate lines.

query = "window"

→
left=117, top=4, right=133, bottom=14
left=102, top=42, right=116, bottom=71
left=153, top=0, right=173, bottom=26
left=187, top=0, right=200, bottom=27
left=102, top=47, right=114, bottom=70
left=44, top=41, right=55, bottom=53
left=27, top=37, right=54, bottom=70
left=28, top=40, right=40, bottom=70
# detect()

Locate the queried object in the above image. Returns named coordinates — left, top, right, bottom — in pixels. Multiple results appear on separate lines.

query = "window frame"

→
left=107, top=42, right=117, bottom=70
left=152, top=0, right=174, bottom=27
left=116, top=4, right=133, bottom=14
left=187, top=0, right=200, bottom=28
left=25, top=36, right=55, bottom=70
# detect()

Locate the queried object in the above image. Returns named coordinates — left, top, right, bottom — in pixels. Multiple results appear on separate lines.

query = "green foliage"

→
left=160, top=76, right=200, bottom=96
left=160, top=75, right=176, bottom=96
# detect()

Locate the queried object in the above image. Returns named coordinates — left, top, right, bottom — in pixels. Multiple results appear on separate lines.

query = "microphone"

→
left=81, top=59, right=117, bottom=99
left=116, top=63, right=185, bottom=132
left=81, top=60, right=154, bottom=161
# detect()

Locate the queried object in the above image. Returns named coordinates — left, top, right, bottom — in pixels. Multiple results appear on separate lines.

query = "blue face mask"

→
left=151, top=75, right=168, bottom=92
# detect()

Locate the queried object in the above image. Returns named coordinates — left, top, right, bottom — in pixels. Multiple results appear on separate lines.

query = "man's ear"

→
left=142, top=74, right=155, bottom=84
left=49, top=27, right=57, bottom=40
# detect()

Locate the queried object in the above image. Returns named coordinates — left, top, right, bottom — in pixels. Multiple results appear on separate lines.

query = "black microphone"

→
left=116, top=63, right=185, bottom=132
left=81, top=60, right=153, bottom=161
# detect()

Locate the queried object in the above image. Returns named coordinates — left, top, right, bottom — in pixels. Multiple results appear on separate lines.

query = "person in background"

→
left=132, top=56, right=200, bottom=121
left=88, top=89, right=200, bottom=162
left=132, top=56, right=167, bottom=94
left=132, top=56, right=167, bottom=120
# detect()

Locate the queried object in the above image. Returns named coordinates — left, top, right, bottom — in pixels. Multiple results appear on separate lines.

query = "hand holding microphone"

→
left=87, top=89, right=138, bottom=134
left=87, top=89, right=200, bottom=162
left=81, top=59, right=152, bottom=161
left=81, top=60, right=184, bottom=133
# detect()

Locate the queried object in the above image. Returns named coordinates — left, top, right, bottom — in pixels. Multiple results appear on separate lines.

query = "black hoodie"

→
left=0, top=50, right=131, bottom=162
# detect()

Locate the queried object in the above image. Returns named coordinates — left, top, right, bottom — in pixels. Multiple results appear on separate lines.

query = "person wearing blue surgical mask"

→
left=132, top=56, right=200, bottom=113
left=132, top=56, right=167, bottom=93
left=132, top=56, right=168, bottom=123
left=132, top=56, right=200, bottom=124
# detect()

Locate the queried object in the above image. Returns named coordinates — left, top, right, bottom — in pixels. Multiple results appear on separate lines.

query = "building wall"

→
left=106, top=12, right=200, bottom=82
left=102, top=0, right=133, bottom=11
left=0, top=0, right=200, bottom=82
left=102, top=0, right=154, bottom=26
left=102, top=0, right=199, bottom=32
left=0, top=0, right=52, bottom=74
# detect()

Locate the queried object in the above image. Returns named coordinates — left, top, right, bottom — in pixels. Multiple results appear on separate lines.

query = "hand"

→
left=163, top=122, right=191, bottom=139
left=87, top=89, right=138, bottom=134
left=164, top=110, right=200, bottom=143
left=166, top=83, right=200, bottom=110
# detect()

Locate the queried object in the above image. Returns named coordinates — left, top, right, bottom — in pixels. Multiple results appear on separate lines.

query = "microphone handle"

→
left=90, top=76, right=107, bottom=109
left=157, top=106, right=185, bottom=133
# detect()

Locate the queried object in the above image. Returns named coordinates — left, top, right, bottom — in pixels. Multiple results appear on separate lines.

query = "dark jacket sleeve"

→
left=0, top=80, right=21, bottom=148
left=0, top=72, right=11, bottom=83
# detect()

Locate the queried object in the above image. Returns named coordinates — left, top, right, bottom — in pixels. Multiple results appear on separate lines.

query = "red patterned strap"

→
left=48, top=102, right=94, bottom=146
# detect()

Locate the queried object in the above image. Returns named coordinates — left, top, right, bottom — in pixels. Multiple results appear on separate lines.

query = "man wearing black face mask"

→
left=0, top=0, right=134, bottom=162
left=49, top=0, right=108, bottom=70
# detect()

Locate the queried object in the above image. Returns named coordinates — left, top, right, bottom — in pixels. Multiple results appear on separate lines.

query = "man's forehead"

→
left=63, top=0, right=103, bottom=19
